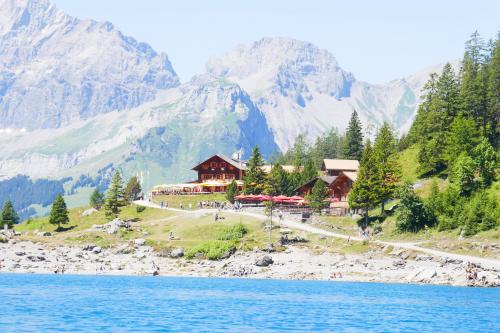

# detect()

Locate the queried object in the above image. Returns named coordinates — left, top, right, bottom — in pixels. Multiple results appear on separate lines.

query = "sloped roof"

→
left=330, top=171, right=358, bottom=187
left=192, top=154, right=247, bottom=171
left=343, top=171, right=358, bottom=181
left=296, top=175, right=337, bottom=191
left=322, top=159, right=359, bottom=171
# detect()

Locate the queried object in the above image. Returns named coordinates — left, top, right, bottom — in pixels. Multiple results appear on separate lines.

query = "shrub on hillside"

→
left=457, top=191, right=499, bottom=237
left=395, top=184, right=436, bottom=232
left=184, top=240, right=236, bottom=260
left=217, top=223, right=248, bottom=241
left=136, top=205, right=146, bottom=213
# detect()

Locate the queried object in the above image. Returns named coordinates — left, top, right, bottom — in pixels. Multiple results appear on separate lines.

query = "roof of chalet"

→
left=322, top=159, right=359, bottom=171
left=330, top=171, right=358, bottom=186
left=296, top=175, right=337, bottom=191
left=261, top=165, right=296, bottom=173
left=192, top=154, right=247, bottom=171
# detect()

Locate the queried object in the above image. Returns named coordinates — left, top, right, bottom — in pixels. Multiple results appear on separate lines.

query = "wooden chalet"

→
left=191, top=154, right=247, bottom=192
left=296, top=159, right=359, bottom=214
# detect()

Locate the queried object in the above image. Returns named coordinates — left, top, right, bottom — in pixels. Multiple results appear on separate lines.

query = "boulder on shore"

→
left=170, top=248, right=184, bottom=258
left=134, top=238, right=146, bottom=246
left=255, top=255, right=274, bottom=267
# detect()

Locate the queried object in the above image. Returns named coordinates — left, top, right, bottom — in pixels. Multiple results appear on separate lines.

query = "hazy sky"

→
left=52, top=0, right=499, bottom=83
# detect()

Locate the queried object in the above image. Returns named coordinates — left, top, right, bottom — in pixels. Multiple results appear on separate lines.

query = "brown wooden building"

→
left=296, top=159, right=359, bottom=213
left=191, top=154, right=247, bottom=192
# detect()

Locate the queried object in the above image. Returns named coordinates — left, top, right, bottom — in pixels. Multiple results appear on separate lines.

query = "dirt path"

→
left=134, top=200, right=500, bottom=270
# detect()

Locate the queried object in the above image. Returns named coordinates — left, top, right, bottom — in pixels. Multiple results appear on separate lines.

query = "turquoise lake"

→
left=0, top=274, right=498, bottom=332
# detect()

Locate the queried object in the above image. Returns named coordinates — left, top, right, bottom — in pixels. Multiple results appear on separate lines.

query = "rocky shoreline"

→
left=1, top=238, right=498, bottom=287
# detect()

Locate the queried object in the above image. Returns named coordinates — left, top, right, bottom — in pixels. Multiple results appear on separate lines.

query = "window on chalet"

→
left=210, top=161, right=217, bottom=168
left=225, top=174, right=235, bottom=180
left=216, top=174, right=222, bottom=180
left=202, top=163, right=209, bottom=170
left=202, top=174, right=212, bottom=180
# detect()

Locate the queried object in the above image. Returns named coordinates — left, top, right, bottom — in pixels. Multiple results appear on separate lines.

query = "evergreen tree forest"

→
left=402, top=31, right=499, bottom=236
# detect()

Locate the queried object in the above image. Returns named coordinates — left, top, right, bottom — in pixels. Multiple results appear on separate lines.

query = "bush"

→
left=184, top=240, right=235, bottom=260
left=395, top=184, right=435, bottom=232
left=217, top=223, right=248, bottom=241
left=457, top=191, right=499, bottom=237
left=136, top=205, right=146, bottom=213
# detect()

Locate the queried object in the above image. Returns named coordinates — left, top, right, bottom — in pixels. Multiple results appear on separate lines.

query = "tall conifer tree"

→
left=343, top=110, right=364, bottom=160
left=104, top=170, right=126, bottom=218
left=243, top=146, right=266, bottom=194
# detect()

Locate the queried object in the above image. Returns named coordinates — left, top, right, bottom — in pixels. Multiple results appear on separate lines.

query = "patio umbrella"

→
left=272, top=195, right=289, bottom=202
left=256, top=194, right=272, bottom=201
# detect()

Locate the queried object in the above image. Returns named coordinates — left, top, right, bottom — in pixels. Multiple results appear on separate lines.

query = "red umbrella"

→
left=272, top=195, right=289, bottom=202
left=256, top=194, right=272, bottom=201
left=286, top=195, right=304, bottom=201
left=234, top=194, right=246, bottom=200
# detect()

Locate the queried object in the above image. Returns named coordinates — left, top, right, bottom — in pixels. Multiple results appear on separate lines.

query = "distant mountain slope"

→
left=0, top=75, right=278, bottom=189
left=207, top=37, right=455, bottom=150
left=0, top=0, right=179, bottom=130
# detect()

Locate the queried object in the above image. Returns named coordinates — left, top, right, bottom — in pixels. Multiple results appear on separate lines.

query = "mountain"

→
left=0, top=0, right=458, bottom=217
left=207, top=37, right=454, bottom=150
left=0, top=0, right=179, bottom=130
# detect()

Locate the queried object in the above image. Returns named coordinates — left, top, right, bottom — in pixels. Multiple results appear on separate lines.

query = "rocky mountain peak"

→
left=206, top=37, right=355, bottom=99
left=0, top=0, right=180, bottom=130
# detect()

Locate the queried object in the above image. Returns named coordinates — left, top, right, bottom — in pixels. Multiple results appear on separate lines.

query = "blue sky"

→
left=52, top=0, right=499, bottom=83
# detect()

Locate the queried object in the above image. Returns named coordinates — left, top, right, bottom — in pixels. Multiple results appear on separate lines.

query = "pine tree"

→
left=1, top=200, right=19, bottom=229
left=89, top=188, right=105, bottom=210
left=450, top=153, right=476, bottom=196
left=104, top=170, right=126, bottom=218
left=306, top=179, right=329, bottom=212
left=264, top=163, right=289, bottom=196
left=460, top=31, right=489, bottom=135
left=473, top=137, right=497, bottom=187
left=301, top=157, right=317, bottom=183
left=343, top=110, right=364, bottom=160
left=348, top=140, right=381, bottom=226
left=373, top=123, right=400, bottom=214
left=445, top=114, right=479, bottom=167
left=243, top=146, right=266, bottom=194
left=226, top=180, right=238, bottom=203
left=48, top=194, right=69, bottom=231
left=486, top=35, right=500, bottom=147
left=124, top=176, right=142, bottom=202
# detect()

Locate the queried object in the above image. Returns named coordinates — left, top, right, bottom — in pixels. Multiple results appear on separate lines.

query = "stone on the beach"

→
left=92, top=246, right=102, bottom=254
left=107, top=225, right=119, bottom=234
left=134, top=238, right=146, bottom=246
left=418, top=268, right=437, bottom=281
left=36, top=231, right=52, bottom=237
left=170, top=248, right=184, bottom=258
left=82, top=208, right=98, bottom=216
left=393, top=259, right=406, bottom=267
left=27, top=255, right=46, bottom=262
left=115, top=244, right=135, bottom=254
left=220, top=247, right=236, bottom=259
left=255, top=255, right=274, bottom=267
left=82, top=244, right=97, bottom=251
left=444, top=258, right=463, bottom=265
left=15, top=251, right=26, bottom=256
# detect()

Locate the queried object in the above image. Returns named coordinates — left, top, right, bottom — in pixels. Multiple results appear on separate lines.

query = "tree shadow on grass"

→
left=56, top=225, right=76, bottom=232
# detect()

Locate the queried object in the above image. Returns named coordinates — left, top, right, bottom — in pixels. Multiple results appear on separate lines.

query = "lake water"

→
left=0, top=274, right=498, bottom=332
